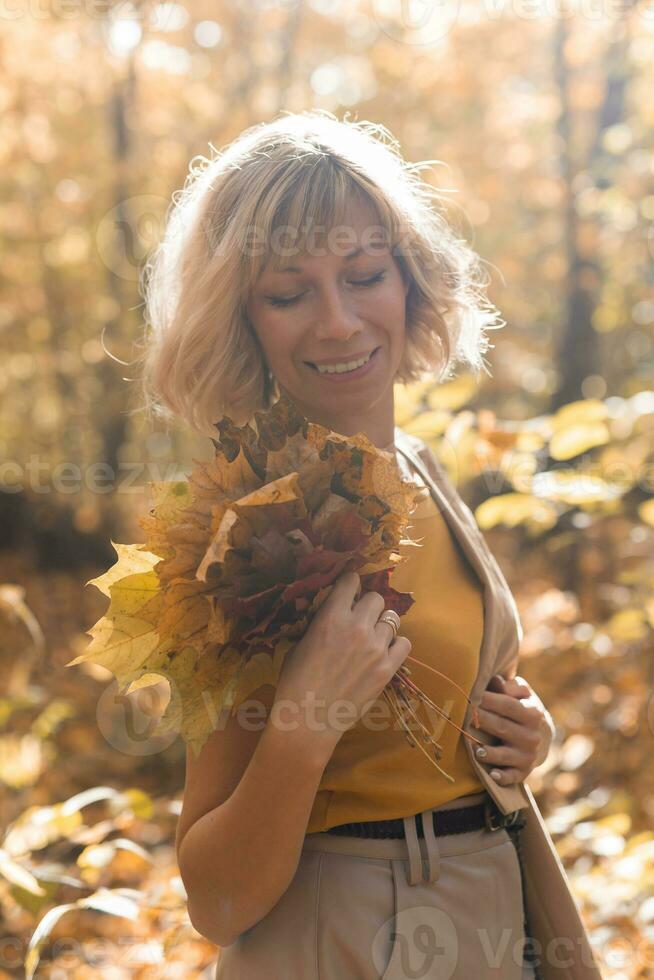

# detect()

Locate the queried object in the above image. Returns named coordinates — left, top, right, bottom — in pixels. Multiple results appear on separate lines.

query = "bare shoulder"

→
left=175, top=683, right=277, bottom=853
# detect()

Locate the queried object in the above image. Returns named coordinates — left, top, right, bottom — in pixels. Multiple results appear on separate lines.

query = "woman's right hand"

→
left=274, top=570, right=412, bottom=752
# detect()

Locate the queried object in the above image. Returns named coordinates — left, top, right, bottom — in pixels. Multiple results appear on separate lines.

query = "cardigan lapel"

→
left=393, top=427, right=530, bottom=814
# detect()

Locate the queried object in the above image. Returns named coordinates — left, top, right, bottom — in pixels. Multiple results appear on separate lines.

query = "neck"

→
left=278, top=385, right=397, bottom=454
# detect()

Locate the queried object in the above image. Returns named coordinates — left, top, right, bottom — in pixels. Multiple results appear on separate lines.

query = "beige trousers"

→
left=214, top=790, right=536, bottom=979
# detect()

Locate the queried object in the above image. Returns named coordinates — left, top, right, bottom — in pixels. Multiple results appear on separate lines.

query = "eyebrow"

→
left=274, top=245, right=371, bottom=275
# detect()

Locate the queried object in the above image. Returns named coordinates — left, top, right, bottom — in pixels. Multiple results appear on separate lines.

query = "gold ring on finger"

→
left=377, top=609, right=400, bottom=637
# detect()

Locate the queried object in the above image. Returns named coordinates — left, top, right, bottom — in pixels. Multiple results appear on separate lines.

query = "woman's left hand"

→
left=473, top=674, right=555, bottom=785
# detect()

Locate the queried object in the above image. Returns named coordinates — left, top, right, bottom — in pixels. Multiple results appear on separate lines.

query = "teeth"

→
left=315, top=351, right=373, bottom=374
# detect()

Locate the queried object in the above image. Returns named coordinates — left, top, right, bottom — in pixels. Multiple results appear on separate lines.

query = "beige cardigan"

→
left=394, top=428, right=602, bottom=980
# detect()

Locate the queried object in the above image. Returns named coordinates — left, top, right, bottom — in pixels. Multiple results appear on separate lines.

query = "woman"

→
left=139, top=111, right=602, bottom=979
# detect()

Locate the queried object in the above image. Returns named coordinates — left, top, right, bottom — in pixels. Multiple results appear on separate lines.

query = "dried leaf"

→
left=67, top=390, right=428, bottom=758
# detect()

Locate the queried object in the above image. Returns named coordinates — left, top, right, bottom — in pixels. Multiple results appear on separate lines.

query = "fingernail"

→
left=490, top=769, right=503, bottom=781
left=475, top=746, right=487, bottom=758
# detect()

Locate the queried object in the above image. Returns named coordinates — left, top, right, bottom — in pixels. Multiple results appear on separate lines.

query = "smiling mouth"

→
left=305, top=347, right=380, bottom=372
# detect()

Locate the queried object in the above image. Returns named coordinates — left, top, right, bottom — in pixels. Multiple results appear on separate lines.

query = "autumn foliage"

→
left=65, top=391, right=432, bottom=758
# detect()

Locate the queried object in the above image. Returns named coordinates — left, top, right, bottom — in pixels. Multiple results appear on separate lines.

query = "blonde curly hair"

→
left=136, top=109, right=504, bottom=436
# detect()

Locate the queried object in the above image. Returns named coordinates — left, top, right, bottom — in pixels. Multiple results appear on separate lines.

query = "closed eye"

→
left=265, top=271, right=387, bottom=308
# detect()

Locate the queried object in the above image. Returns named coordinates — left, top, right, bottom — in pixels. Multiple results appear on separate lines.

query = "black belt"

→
left=324, top=798, right=526, bottom=840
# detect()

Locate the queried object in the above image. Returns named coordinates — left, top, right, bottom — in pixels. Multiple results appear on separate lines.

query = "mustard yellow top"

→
left=307, top=482, right=486, bottom=833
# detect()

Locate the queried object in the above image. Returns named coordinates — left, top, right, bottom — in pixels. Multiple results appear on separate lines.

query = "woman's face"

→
left=245, top=194, right=410, bottom=446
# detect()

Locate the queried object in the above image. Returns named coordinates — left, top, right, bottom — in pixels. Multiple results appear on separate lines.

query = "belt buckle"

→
left=484, top=799, right=524, bottom=832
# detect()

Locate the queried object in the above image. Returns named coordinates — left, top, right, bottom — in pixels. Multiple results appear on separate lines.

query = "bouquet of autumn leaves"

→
left=67, top=390, right=479, bottom=774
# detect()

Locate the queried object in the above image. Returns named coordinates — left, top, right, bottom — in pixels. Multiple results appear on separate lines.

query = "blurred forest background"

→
left=1, top=0, right=654, bottom=976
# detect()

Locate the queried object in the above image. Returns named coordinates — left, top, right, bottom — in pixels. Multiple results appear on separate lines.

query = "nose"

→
left=312, top=283, right=364, bottom=342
